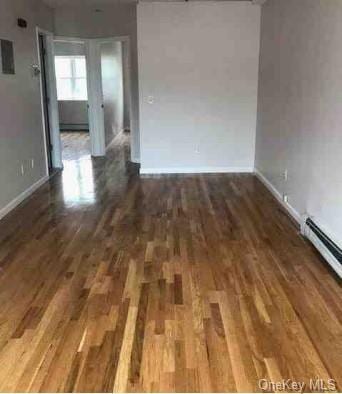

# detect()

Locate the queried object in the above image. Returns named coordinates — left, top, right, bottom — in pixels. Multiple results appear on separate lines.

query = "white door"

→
left=85, top=40, right=106, bottom=156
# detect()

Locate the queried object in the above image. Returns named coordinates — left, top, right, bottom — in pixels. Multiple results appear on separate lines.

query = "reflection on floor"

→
left=0, top=131, right=341, bottom=392
left=61, top=131, right=131, bottom=207
left=61, top=131, right=91, bottom=162
left=60, top=131, right=93, bottom=206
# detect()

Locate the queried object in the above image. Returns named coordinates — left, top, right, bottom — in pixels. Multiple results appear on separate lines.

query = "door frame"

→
left=36, top=27, right=62, bottom=171
left=38, top=33, right=53, bottom=174
left=54, top=35, right=134, bottom=160
left=91, top=36, right=133, bottom=155
left=53, top=36, right=103, bottom=156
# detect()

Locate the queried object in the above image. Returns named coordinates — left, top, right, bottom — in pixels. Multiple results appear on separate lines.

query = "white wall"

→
left=137, top=2, right=260, bottom=173
left=0, top=0, right=53, bottom=217
left=100, top=41, right=124, bottom=147
left=255, top=0, right=342, bottom=247
left=54, top=3, right=140, bottom=161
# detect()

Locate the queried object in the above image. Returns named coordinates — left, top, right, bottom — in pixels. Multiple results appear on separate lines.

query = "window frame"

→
left=55, top=55, right=88, bottom=101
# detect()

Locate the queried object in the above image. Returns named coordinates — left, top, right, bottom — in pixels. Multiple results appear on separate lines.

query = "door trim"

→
left=38, top=33, right=53, bottom=173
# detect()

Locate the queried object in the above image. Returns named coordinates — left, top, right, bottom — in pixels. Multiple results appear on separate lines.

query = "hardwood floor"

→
left=0, top=134, right=341, bottom=392
left=61, top=131, right=91, bottom=162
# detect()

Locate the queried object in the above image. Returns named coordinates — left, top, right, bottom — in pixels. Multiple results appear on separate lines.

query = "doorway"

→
left=47, top=35, right=134, bottom=166
left=100, top=39, right=127, bottom=150
left=54, top=39, right=91, bottom=163
left=85, top=36, right=132, bottom=158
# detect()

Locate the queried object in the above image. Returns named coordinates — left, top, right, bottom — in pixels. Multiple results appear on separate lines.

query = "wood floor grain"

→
left=0, top=134, right=341, bottom=392
left=61, top=131, right=91, bottom=162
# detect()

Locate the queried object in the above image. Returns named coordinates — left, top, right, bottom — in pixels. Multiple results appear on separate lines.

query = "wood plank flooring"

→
left=0, top=134, right=341, bottom=392
left=61, top=131, right=91, bottom=162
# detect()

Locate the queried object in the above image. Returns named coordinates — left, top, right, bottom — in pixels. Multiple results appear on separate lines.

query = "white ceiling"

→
left=42, top=0, right=256, bottom=9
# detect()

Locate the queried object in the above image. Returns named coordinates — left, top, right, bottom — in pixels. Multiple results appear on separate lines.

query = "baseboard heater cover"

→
left=301, top=216, right=342, bottom=278
left=60, top=123, right=89, bottom=131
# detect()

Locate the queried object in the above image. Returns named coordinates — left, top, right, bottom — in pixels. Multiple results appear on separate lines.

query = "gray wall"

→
left=255, top=0, right=342, bottom=246
left=101, top=41, right=124, bottom=147
left=0, top=0, right=53, bottom=215
left=53, top=3, right=140, bottom=161
left=137, top=2, right=261, bottom=172
left=54, top=41, right=89, bottom=131
left=58, top=101, right=88, bottom=130
left=54, top=41, right=85, bottom=56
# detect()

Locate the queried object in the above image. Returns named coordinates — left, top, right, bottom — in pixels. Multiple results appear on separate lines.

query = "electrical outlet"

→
left=195, top=147, right=200, bottom=154
left=31, top=159, right=34, bottom=169
left=283, top=194, right=289, bottom=203
left=20, top=164, right=24, bottom=176
left=284, top=169, right=288, bottom=181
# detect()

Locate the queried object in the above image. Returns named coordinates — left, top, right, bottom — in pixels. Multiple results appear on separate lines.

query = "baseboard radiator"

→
left=301, top=217, right=342, bottom=278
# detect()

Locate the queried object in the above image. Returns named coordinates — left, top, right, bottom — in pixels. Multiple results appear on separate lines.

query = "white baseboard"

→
left=140, top=166, right=254, bottom=175
left=254, top=168, right=301, bottom=225
left=0, top=175, right=49, bottom=221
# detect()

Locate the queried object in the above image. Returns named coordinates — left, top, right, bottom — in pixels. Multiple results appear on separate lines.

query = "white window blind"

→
left=55, top=56, right=88, bottom=101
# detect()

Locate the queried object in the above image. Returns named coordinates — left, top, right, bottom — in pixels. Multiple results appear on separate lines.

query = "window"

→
left=55, top=56, right=88, bottom=101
